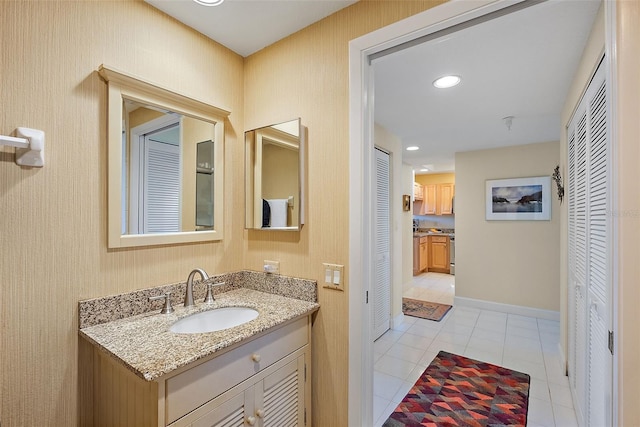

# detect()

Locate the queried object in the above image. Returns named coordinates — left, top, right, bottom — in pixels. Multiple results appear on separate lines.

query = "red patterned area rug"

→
left=402, top=298, right=452, bottom=322
left=383, top=351, right=530, bottom=427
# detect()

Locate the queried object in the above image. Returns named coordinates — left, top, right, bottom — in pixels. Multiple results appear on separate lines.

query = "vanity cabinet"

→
left=183, top=352, right=306, bottom=427
left=428, top=235, right=450, bottom=273
left=88, top=316, right=311, bottom=427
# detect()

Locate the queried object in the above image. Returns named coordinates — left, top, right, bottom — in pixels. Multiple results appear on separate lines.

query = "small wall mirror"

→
left=99, top=65, right=229, bottom=248
left=245, top=118, right=305, bottom=230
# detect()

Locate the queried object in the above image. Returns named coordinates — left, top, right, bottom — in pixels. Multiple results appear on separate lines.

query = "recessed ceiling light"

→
left=193, top=0, right=224, bottom=6
left=406, top=146, right=419, bottom=151
left=420, top=168, right=429, bottom=172
left=433, top=75, right=461, bottom=89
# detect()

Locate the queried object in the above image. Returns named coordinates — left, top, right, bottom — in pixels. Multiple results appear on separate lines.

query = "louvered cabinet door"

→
left=254, top=354, right=306, bottom=427
left=190, top=351, right=309, bottom=427
left=192, top=389, right=254, bottom=427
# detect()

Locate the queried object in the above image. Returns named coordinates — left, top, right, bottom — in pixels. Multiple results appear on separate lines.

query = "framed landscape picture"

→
left=486, top=176, right=551, bottom=221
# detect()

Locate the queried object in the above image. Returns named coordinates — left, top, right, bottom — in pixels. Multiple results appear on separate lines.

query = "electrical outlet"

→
left=263, top=260, right=280, bottom=274
left=322, top=263, right=344, bottom=291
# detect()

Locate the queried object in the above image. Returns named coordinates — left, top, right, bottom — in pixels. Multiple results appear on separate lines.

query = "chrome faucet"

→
left=184, top=268, right=209, bottom=308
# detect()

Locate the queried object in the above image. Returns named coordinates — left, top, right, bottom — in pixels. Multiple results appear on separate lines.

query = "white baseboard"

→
left=558, top=342, right=567, bottom=376
left=391, top=312, right=405, bottom=329
left=454, top=296, right=560, bottom=321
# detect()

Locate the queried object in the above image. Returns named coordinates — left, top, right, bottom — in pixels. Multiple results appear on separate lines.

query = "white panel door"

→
left=567, top=58, right=611, bottom=427
left=373, top=148, right=391, bottom=340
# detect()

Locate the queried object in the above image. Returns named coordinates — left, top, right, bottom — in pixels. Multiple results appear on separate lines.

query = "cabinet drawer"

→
left=166, top=317, right=308, bottom=424
left=419, top=236, right=428, bottom=244
left=430, top=235, right=448, bottom=243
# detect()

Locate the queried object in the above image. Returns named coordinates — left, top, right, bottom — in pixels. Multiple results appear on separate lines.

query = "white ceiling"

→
left=145, top=0, right=601, bottom=174
left=144, top=0, right=357, bottom=57
left=373, top=0, right=601, bottom=174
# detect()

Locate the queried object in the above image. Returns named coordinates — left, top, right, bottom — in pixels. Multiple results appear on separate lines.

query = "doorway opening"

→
left=349, top=1, right=613, bottom=426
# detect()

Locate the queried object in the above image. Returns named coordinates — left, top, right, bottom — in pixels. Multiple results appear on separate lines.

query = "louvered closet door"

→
left=586, top=64, right=610, bottom=427
left=573, top=104, right=589, bottom=423
left=143, top=139, right=181, bottom=233
left=567, top=118, right=577, bottom=394
left=567, top=59, right=611, bottom=427
left=373, top=148, right=391, bottom=340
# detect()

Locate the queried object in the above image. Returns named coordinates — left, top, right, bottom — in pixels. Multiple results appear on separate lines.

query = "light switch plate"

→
left=322, top=263, right=344, bottom=291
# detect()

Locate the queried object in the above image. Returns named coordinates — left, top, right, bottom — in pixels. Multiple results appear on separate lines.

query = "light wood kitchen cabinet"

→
left=413, top=182, right=423, bottom=200
left=422, top=184, right=437, bottom=215
left=419, top=237, right=429, bottom=272
left=438, top=184, right=454, bottom=215
left=413, top=236, right=429, bottom=275
left=413, top=183, right=454, bottom=216
left=428, top=235, right=450, bottom=273
left=413, top=237, right=420, bottom=275
left=413, top=200, right=423, bottom=216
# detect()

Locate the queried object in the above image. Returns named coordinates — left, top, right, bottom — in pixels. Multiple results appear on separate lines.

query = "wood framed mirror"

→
left=245, top=118, right=305, bottom=231
left=99, top=65, right=229, bottom=248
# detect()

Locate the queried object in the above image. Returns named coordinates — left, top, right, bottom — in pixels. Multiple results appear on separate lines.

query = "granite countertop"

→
left=80, top=287, right=319, bottom=382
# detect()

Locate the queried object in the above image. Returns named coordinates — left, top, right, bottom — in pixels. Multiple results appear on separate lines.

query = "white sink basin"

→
left=170, top=307, right=259, bottom=334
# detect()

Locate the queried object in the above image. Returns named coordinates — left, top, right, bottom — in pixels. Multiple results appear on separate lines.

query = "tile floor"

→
left=402, top=272, right=455, bottom=305
left=373, top=272, right=577, bottom=426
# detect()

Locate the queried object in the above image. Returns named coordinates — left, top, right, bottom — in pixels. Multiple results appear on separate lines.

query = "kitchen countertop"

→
left=79, top=287, right=319, bottom=381
left=413, top=231, right=454, bottom=237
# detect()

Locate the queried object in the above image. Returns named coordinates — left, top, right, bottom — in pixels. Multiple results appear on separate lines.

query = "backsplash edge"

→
left=78, top=270, right=317, bottom=329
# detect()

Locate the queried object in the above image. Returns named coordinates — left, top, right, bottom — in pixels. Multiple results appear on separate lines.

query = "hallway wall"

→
left=455, top=141, right=561, bottom=312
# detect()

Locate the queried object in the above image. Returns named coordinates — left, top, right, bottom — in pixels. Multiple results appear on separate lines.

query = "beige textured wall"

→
left=0, top=1, right=244, bottom=426
left=243, top=2, right=444, bottom=425
left=455, top=141, right=560, bottom=311
left=616, top=2, right=640, bottom=424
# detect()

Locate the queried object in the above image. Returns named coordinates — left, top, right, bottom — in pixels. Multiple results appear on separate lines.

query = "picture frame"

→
left=486, top=176, right=551, bottom=221
left=402, top=194, right=411, bottom=211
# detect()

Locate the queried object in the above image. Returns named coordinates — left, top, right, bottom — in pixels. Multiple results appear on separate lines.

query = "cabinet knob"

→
left=246, top=416, right=256, bottom=425
left=256, top=409, right=265, bottom=418
left=251, top=353, right=261, bottom=363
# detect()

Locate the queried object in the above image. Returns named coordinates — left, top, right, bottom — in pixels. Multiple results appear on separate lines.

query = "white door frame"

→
left=347, top=1, right=619, bottom=425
